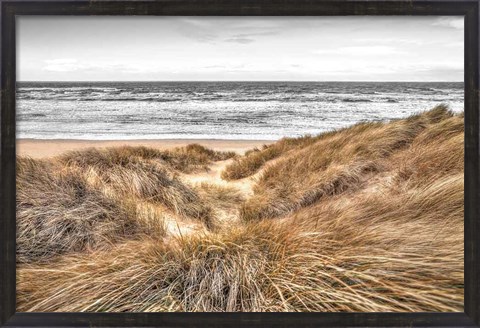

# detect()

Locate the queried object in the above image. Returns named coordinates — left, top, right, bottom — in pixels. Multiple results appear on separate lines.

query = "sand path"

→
left=154, top=159, right=257, bottom=239
left=176, top=159, right=256, bottom=232
left=173, top=156, right=285, bottom=233
left=181, top=159, right=255, bottom=198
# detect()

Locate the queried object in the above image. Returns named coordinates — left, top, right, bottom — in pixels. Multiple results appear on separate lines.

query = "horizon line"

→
left=17, top=80, right=465, bottom=83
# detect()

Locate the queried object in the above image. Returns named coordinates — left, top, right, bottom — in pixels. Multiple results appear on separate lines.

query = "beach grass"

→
left=16, top=105, right=464, bottom=312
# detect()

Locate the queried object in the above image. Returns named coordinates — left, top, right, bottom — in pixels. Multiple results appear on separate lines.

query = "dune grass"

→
left=16, top=105, right=464, bottom=312
left=16, top=157, right=144, bottom=263
left=240, top=105, right=460, bottom=221
left=221, top=136, right=320, bottom=180
left=61, top=143, right=236, bottom=174
left=58, top=146, right=218, bottom=227
left=17, top=176, right=463, bottom=312
left=16, top=144, right=233, bottom=263
left=195, top=182, right=245, bottom=210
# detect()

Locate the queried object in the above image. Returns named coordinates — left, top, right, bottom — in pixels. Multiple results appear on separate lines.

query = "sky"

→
left=17, top=16, right=463, bottom=82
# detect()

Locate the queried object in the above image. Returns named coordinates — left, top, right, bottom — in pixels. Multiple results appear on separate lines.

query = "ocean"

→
left=16, top=81, right=464, bottom=140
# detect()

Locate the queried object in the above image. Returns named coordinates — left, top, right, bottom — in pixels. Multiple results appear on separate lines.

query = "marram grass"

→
left=16, top=106, right=464, bottom=312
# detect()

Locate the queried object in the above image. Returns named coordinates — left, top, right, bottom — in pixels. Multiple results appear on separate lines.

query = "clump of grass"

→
left=221, top=145, right=282, bottom=180
left=240, top=105, right=457, bottom=221
left=59, top=147, right=215, bottom=228
left=395, top=114, right=463, bottom=184
left=222, top=106, right=455, bottom=182
left=240, top=160, right=382, bottom=222
left=162, top=144, right=236, bottom=173
left=61, top=144, right=236, bottom=174
left=18, top=225, right=289, bottom=312
left=16, top=157, right=144, bottom=263
left=196, top=183, right=245, bottom=210
left=221, top=136, right=318, bottom=180
left=172, top=143, right=236, bottom=162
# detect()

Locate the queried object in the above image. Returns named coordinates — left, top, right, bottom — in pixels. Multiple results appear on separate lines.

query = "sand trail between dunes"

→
left=179, top=159, right=255, bottom=230
left=117, top=158, right=257, bottom=241
left=177, top=157, right=287, bottom=231
left=82, top=155, right=278, bottom=240
left=182, top=159, right=255, bottom=198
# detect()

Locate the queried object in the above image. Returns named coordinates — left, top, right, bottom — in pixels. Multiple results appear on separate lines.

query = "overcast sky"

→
left=17, top=16, right=463, bottom=82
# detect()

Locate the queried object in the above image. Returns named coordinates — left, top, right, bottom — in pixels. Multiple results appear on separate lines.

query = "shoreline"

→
left=16, top=138, right=274, bottom=159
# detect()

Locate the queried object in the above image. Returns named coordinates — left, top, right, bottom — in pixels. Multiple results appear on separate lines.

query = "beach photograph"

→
left=16, top=16, right=464, bottom=312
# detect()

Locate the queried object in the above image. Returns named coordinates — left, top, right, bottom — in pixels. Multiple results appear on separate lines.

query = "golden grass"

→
left=18, top=186, right=463, bottom=312
left=60, top=143, right=236, bottom=174
left=240, top=105, right=459, bottom=221
left=16, top=158, right=143, bottom=263
left=221, top=136, right=319, bottom=180
left=16, top=144, right=230, bottom=263
left=195, top=182, right=245, bottom=210
left=16, top=105, right=464, bottom=312
left=59, top=146, right=217, bottom=226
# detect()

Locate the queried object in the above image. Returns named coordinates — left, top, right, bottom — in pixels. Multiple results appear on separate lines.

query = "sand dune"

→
left=16, top=106, right=464, bottom=312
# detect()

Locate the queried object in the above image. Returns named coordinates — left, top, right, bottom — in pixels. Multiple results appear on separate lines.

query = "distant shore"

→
left=16, top=138, right=273, bottom=159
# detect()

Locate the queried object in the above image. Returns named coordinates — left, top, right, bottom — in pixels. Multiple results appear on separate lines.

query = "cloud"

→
left=179, top=30, right=217, bottom=43
left=432, top=17, right=464, bottom=29
left=175, top=19, right=218, bottom=43
left=43, top=59, right=85, bottom=72
left=178, top=18, right=216, bottom=28
left=355, top=38, right=424, bottom=45
left=45, top=58, right=77, bottom=64
left=190, top=33, right=217, bottom=43
left=445, top=41, right=464, bottom=48
left=42, top=58, right=131, bottom=73
left=223, top=31, right=278, bottom=44
left=224, top=37, right=255, bottom=44
left=313, top=46, right=404, bottom=56
left=201, top=65, right=225, bottom=69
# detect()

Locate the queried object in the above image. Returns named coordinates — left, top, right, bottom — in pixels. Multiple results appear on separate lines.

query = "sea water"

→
left=16, top=81, right=464, bottom=140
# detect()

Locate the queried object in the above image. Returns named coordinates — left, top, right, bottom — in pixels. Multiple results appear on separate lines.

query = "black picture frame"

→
left=1, top=1, right=479, bottom=327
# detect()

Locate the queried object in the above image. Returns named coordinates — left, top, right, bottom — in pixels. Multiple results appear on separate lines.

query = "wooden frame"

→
left=1, top=1, right=479, bottom=327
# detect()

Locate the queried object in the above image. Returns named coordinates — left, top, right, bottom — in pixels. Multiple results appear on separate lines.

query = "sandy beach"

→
left=16, top=139, right=273, bottom=159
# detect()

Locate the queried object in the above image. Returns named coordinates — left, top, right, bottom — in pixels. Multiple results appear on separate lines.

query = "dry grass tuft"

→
left=172, top=143, right=237, bottom=162
left=16, top=144, right=233, bottom=264
left=60, top=144, right=236, bottom=174
left=221, top=136, right=319, bottom=180
left=16, top=157, right=142, bottom=263
left=59, top=147, right=215, bottom=226
left=240, top=105, right=458, bottom=221
left=196, top=183, right=245, bottom=210
left=222, top=105, right=454, bottom=182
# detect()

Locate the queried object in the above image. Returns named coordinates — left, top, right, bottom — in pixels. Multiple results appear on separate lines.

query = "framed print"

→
left=1, top=0, right=479, bottom=327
